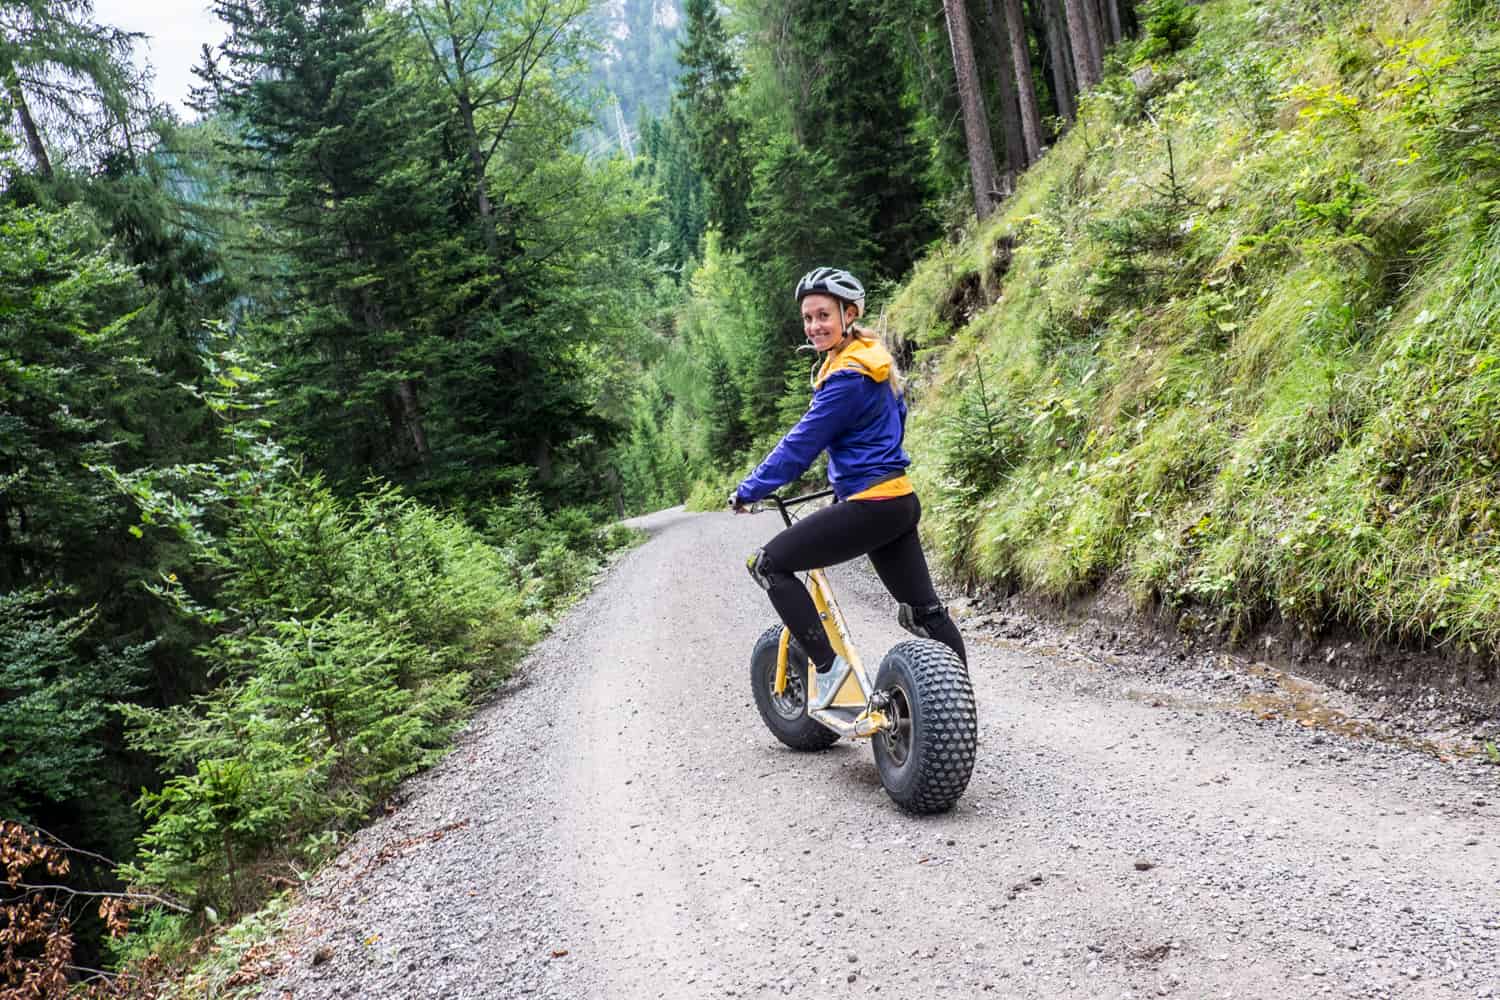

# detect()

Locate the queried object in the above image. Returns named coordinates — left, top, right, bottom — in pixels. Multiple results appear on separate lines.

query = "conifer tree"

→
left=200, top=0, right=477, bottom=480
left=0, top=0, right=155, bottom=178
left=765, top=0, right=936, bottom=280
left=943, top=0, right=1001, bottom=219
left=675, top=0, right=751, bottom=245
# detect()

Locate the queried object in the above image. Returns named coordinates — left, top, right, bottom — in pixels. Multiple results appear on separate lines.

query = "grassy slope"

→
left=890, top=0, right=1500, bottom=668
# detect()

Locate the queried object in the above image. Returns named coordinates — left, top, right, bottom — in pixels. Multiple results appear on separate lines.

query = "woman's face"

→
left=801, top=293, right=854, bottom=352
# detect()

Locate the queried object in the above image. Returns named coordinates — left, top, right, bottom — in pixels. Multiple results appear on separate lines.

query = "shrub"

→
left=121, top=613, right=466, bottom=909
left=1135, top=0, right=1200, bottom=62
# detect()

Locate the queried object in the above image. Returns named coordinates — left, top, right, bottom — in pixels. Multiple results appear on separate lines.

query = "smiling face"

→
left=801, top=293, right=857, bottom=353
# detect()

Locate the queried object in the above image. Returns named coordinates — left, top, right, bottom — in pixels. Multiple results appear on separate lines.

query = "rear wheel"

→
left=750, top=625, right=840, bottom=751
left=872, top=639, right=977, bottom=814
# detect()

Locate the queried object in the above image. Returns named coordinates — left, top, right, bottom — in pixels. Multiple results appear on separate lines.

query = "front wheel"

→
left=872, top=639, right=978, bottom=814
left=750, top=625, right=840, bottom=751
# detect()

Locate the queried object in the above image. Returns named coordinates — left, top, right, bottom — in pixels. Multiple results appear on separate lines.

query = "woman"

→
left=730, top=266, right=966, bottom=700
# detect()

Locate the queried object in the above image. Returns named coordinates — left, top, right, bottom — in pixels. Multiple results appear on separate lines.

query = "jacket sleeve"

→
left=735, top=373, right=864, bottom=502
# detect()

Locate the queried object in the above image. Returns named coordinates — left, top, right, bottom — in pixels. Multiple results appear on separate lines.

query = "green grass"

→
left=898, top=0, right=1500, bottom=664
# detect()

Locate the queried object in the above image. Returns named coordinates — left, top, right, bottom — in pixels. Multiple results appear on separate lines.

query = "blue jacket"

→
left=736, top=336, right=910, bottom=502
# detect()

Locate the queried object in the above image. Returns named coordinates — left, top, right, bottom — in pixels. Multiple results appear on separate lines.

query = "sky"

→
left=93, top=0, right=226, bottom=117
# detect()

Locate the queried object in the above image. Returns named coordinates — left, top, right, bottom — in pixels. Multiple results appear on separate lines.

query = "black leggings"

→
left=755, top=493, right=965, bottom=668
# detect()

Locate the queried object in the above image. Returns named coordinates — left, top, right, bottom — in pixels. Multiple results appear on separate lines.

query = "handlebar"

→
left=754, top=488, right=836, bottom=527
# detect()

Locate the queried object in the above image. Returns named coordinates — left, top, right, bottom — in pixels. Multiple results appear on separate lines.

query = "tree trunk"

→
left=942, top=0, right=1001, bottom=220
left=1084, top=0, right=1110, bottom=61
left=457, top=90, right=500, bottom=257
left=1040, top=0, right=1077, bottom=121
left=1104, top=0, right=1123, bottom=46
left=982, top=0, right=1026, bottom=176
left=1001, top=0, right=1043, bottom=162
left=441, top=1, right=501, bottom=258
left=393, top=378, right=432, bottom=467
left=1, top=55, right=53, bottom=178
left=354, top=282, right=432, bottom=468
left=1063, top=0, right=1102, bottom=90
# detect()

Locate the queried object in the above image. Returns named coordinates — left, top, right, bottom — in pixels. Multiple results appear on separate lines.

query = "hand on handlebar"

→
left=728, top=491, right=750, bottom=515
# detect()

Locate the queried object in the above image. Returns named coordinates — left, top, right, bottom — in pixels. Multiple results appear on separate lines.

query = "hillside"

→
left=888, top=0, right=1500, bottom=694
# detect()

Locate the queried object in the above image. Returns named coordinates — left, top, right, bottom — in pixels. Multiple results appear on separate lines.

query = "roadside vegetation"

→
left=892, top=0, right=1500, bottom=666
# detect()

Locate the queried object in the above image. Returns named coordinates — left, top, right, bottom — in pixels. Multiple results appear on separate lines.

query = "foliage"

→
left=0, top=0, right=158, bottom=177
left=1134, top=0, right=1199, bottom=62
left=1, top=820, right=78, bottom=998
left=0, top=591, right=147, bottom=821
left=120, top=611, right=467, bottom=908
left=674, top=0, right=752, bottom=244
left=894, top=0, right=1500, bottom=667
left=109, top=392, right=627, bottom=915
left=0, top=0, right=661, bottom=983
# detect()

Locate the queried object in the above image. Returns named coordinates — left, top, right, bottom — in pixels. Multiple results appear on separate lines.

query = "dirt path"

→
left=262, top=507, right=1500, bottom=1000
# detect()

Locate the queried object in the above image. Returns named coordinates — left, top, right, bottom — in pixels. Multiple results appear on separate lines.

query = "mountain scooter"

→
left=747, top=489, right=978, bottom=814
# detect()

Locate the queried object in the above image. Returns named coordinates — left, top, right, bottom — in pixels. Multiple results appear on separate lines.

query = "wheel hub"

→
left=770, top=666, right=807, bottom=721
left=878, top=685, right=912, bottom=766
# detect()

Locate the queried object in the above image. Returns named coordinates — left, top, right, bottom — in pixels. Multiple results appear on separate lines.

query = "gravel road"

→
left=262, top=507, right=1500, bottom=1000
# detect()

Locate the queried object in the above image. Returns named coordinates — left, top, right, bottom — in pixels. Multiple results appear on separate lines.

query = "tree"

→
left=675, top=0, right=752, bottom=245
left=752, top=0, right=936, bottom=280
left=998, top=0, right=1042, bottom=162
left=637, top=108, right=706, bottom=271
left=402, top=0, right=589, bottom=260
left=1062, top=0, right=1102, bottom=91
left=979, top=0, right=1027, bottom=178
left=942, top=0, right=1001, bottom=219
left=0, top=0, right=155, bottom=178
left=199, top=0, right=477, bottom=478
left=1037, top=0, right=1077, bottom=121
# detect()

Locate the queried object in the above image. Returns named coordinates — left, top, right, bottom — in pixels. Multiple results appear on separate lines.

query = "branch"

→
left=66, top=965, right=117, bottom=985
left=458, top=0, right=503, bottom=65
left=12, top=822, right=120, bottom=869
left=479, top=5, right=576, bottom=168
left=410, top=7, right=458, bottom=91
left=14, top=883, right=192, bottom=914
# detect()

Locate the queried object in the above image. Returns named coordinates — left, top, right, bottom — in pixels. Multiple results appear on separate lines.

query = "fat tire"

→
left=872, top=639, right=978, bottom=814
left=750, top=625, right=840, bottom=752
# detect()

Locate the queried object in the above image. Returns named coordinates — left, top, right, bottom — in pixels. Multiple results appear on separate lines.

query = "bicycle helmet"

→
left=794, top=266, right=865, bottom=318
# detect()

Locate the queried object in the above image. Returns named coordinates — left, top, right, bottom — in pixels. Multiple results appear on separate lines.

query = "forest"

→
left=4, top=0, right=1499, bottom=993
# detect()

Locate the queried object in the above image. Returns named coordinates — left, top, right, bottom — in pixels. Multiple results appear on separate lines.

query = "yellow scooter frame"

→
left=762, top=494, right=889, bottom=740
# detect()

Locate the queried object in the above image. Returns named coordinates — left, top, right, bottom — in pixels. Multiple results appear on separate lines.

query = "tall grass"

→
left=897, top=0, right=1500, bottom=669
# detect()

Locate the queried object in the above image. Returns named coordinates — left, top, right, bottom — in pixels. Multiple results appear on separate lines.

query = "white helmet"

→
left=795, top=266, right=865, bottom=318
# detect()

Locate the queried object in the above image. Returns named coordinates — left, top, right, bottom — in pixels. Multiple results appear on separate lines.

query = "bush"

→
left=1135, top=0, right=1200, bottom=62
left=121, top=613, right=464, bottom=909
left=0, top=590, right=148, bottom=820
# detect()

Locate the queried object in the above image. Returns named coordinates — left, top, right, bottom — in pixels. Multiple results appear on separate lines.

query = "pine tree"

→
left=200, top=0, right=478, bottom=480
left=1062, top=0, right=1102, bottom=90
left=637, top=109, right=707, bottom=270
left=675, top=0, right=752, bottom=245
left=765, top=0, right=937, bottom=280
left=997, top=0, right=1042, bottom=163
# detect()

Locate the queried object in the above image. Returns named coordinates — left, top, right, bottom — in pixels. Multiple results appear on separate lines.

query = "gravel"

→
left=260, top=506, right=1500, bottom=999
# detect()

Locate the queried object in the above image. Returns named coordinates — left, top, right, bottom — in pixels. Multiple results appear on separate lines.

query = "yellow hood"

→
left=814, top=333, right=893, bottom=389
